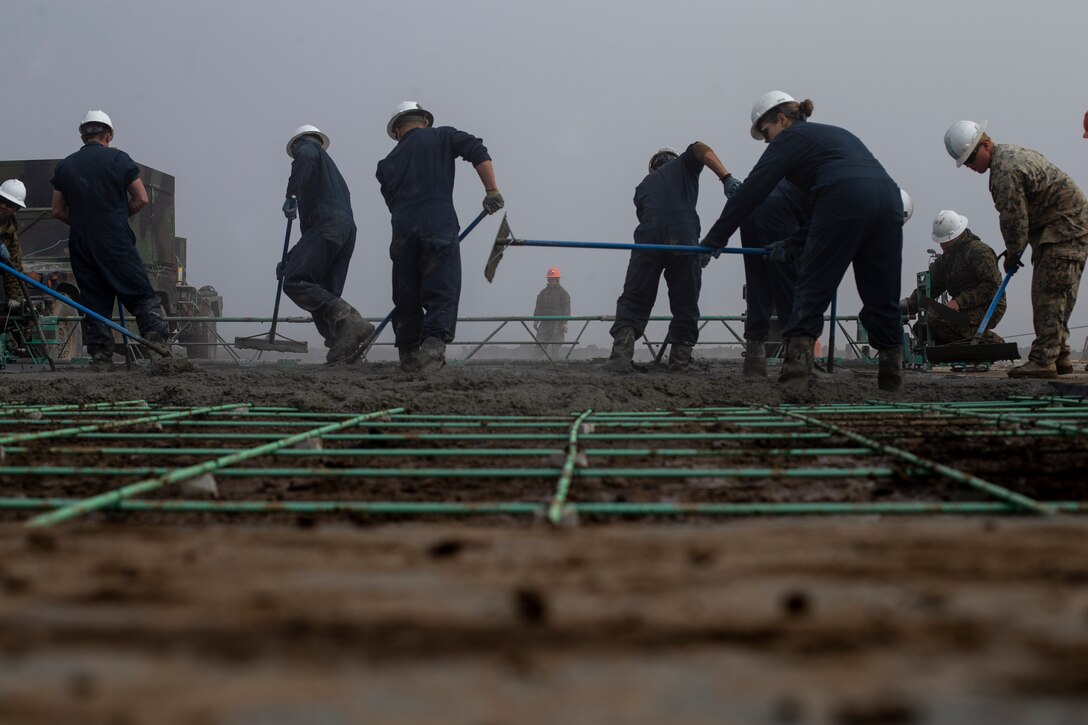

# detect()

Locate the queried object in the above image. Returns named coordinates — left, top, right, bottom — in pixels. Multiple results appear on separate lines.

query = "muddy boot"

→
left=326, top=304, right=375, bottom=364
left=399, top=345, right=421, bottom=373
left=667, top=343, right=694, bottom=372
left=142, top=330, right=170, bottom=360
left=416, top=336, right=446, bottom=374
left=742, top=339, right=767, bottom=379
left=1008, top=360, right=1058, bottom=379
left=1055, top=351, right=1074, bottom=376
left=877, top=346, right=904, bottom=392
left=777, top=336, right=814, bottom=391
left=89, top=351, right=115, bottom=372
left=602, top=327, right=637, bottom=373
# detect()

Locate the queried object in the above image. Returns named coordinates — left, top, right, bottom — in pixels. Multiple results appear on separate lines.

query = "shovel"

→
left=925, top=253, right=1021, bottom=364
left=234, top=211, right=309, bottom=354
left=0, top=259, right=172, bottom=358
left=15, top=278, right=56, bottom=372
left=335, top=209, right=490, bottom=366
left=484, top=213, right=768, bottom=282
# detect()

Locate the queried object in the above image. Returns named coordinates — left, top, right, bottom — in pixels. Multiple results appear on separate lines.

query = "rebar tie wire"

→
left=25, top=406, right=404, bottom=528
left=772, top=407, right=1055, bottom=516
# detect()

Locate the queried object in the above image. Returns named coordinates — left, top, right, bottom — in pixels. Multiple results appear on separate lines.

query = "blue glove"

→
left=282, top=196, right=298, bottom=220
left=765, top=240, right=790, bottom=263
left=0, top=242, right=10, bottom=263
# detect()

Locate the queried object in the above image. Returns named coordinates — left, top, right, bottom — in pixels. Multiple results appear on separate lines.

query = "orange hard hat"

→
left=546, top=267, right=561, bottom=279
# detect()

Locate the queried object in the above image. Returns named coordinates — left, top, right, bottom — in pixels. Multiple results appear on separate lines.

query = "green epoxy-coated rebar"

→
left=0, top=403, right=251, bottom=447
left=0, top=498, right=1084, bottom=516
left=548, top=410, right=594, bottom=524
left=25, top=407, right=404, bottom=528
left=775, top=408, right=1055, bottom=515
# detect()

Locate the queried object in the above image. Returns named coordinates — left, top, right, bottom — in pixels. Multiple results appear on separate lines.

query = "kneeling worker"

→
left=902, top=210, right=1005, bottom=346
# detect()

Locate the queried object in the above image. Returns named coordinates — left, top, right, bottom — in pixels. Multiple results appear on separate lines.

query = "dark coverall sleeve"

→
left=533, top=290, right=545, bottom=316
left=561, top=288, right=571, bottom=316
left=702, top=135, right=799, bottom=248
left=285, top=142, right=317, bottom=199
left=449, top=129, right=492, bottom=166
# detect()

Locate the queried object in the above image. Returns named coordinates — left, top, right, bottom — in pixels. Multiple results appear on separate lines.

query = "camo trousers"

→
left=1028, top=236, right=1088, bottom=365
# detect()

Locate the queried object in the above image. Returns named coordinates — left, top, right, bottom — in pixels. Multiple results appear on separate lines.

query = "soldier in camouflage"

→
left=948, top=121, right=1088, bottom=378
left=903, top=212, right=1005, bottom=346
left=532, top=267, right=571, bottom=359
left=0, top=181, right=26, bottom=312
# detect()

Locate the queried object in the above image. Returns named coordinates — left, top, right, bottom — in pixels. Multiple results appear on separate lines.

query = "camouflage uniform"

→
left=0, top=217, right=25, bottom=305
left=989, top=144, right=1088, bottom=365
left=908, top=229, right=1004, bottom=344
left=533, top=282, right=570, bottom=358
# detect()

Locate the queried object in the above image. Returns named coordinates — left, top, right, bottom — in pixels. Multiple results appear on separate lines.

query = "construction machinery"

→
left=0, top=159, right=220, bottom=359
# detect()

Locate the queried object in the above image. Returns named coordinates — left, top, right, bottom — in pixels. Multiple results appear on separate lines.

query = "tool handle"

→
left=459, top=210, right=488, bottom=242
left=514, top=239, right=769, bottom=256
left=976, top=253, right=1020, bottom=337
left=269, top=215, right=294, bottom=342
left=0, top=258, right=166, bottom=353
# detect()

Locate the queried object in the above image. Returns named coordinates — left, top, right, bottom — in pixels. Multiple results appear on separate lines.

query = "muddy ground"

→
left=1, top=360, right=1087, bottom=724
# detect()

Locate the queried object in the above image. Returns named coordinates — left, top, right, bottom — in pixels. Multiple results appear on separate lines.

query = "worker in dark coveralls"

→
left=0, top=179, right=28, bottom=313
left=281, top=124, right=373, bottom=363
left=532, top=267, right=571, bottom=359
left=945, top=120, right=1088, bottom=378
left=51, top=111, right=170, bottom=371
left=901, top=210, right=1005, bottom=346
left=377, top=101, right=504, bottom=373
left=603, top=143, right=731, bottom=373
left=702, top=91, right=904, bottom=392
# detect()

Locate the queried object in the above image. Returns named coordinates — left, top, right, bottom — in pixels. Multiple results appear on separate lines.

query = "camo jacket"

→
left=0, top=217, right=24, bottom=303
left=989, top=144, right=1088, bottom=260
left=911, top=229, right=1004, bottom=322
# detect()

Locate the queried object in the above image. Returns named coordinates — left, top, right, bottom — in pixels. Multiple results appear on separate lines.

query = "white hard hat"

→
left=387, top=101, right=434, bottom=140
left=0, top=179, right=27, bottom=208
left=931, top=210, right=969, bottom=244
left=750, top=90, right=796, bottom=140
left=79, top=110, right=113, bottom=135
left=900, top=188, right=913, bottom=223
left=648, top=147, right=679, bottom=172
left=286, top=124, right=330, bottom=158
left=944, top=120, right=987, bottom=167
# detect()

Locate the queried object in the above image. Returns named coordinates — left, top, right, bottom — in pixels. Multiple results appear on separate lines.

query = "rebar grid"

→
left=1, top=397, right=1085, bottom=527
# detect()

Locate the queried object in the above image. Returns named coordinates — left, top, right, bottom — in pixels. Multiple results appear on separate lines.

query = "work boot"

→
left=1007, top=360, right=1058, bottom=379
left=1056, top=352, right=1074, bottom=376
left=399, top=345, right=421, bottom=373
left=326, top=305, right=375, bottom=364
left=877, top=346, right=904, bottom=392
left=89, top=351, right=115, bottom=373
left=777, top=336, right=814, bottom=391
left=742, top=339, right=767, bottom=379
left=667, top=343, right=694, bottom=372
left=602, top=327, right=637, bottom=373
left=416, top=336, right=447, bottom=374
left=981, top=329, right=1006, bottom=344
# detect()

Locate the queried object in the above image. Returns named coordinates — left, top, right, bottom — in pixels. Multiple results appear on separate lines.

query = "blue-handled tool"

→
left=484, top=213, right=767, bottom=282
left=0, top=258, right=171, bottom=357
left=336, top=209, right=490, bottom=366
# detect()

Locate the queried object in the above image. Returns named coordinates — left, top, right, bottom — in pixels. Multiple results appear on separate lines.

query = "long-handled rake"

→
left=484, top=213, right=768, bottom=282
left=926, top=253, right=1021, bottom=364
left=234, top=213, right=309, bottom=354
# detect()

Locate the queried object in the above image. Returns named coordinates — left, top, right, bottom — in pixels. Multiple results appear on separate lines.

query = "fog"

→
left=4, top=0, right=1087, bottom=352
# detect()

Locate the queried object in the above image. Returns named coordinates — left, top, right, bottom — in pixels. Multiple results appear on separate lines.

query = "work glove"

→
left=562, top=323, right=568, bottom=333
left=282, top=196, right=298, bottom=220
left=482, top=189, right=505, bottom=215
left=275, top=261, right=286, bottom=281
left=697, top=242, right=721, bottom=269
left=6, top=298, right=22, bottom=313
left=0, top=242, right=10, bottom=263
left=899, top=298, right=911, bottom=315
left=1002, top=250, right=1024, bottom=275
left=721, top=175, right=742, bottom=199
left=765, top=240, right=791, bottom=263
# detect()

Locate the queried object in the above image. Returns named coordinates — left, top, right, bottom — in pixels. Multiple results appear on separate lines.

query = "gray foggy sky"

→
left=3, top=0, right=1087, bottom=350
